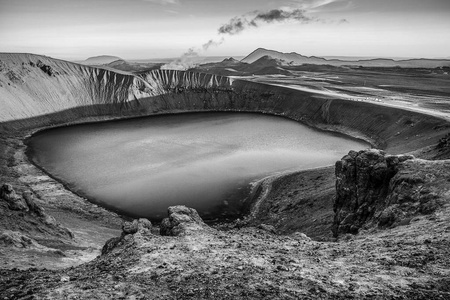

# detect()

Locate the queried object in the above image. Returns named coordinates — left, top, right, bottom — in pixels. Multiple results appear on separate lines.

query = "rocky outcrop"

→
left=160, top=206, right=208, bottom=236
left=0, top=230, right=40, bottom=248
left=22, top=190, right=45, bottom=217
left=122, top=218, right=152, bottom=235
left=332, top=150, right=413, bottom=236
left=1, top=184, right=27, bottom=211
left=333, top=150, right=449, bottom=237
left=102, top=218, right=152, bottom=255
left=377, top=159, right=447, bottom=224
left=0, top=183, right=73, bottom=239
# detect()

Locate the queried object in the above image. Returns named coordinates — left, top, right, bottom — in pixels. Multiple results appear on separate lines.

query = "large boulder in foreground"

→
left=332, top=149, right=413, bottom=236
left=102, top=218, right=153, bottom=255
left=160, top=205, right=207, bottom=236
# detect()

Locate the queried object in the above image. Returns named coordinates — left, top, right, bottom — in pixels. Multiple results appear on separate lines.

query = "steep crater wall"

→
left=1, top=53, right=448, bottom=155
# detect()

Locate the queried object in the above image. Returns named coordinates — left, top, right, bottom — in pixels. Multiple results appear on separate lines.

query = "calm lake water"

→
left=27, top=113, right=368, bottom=221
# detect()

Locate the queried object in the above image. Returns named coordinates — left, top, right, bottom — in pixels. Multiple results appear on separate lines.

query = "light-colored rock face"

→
left=0, top=53, right=152, bottom=122
left=0, top=54, right=234, bottom=124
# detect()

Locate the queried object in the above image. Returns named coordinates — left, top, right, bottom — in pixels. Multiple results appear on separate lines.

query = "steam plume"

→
left=161, top=48, right=199, bottom=70
left=202, top=38, right=225, bottom=51
left=218, top=9, right=316, bottom=35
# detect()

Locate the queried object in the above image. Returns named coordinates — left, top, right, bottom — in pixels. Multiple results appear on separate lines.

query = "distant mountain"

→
left=81, top=55, right=123, bottom=65
left=240, top=55, right=292, bottom=75
left=242, top=48, right=450, bottom=68
left=242, top=48, right=325, bottom=66
left=190, top=55, right=291, bottom=76
left=189, top=57, right=247, bottom=76
left=78, top=58, right=164, bottom=73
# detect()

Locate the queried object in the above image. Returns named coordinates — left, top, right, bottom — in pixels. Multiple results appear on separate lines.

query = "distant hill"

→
left=103, top=59, right=163, bottom=73
left=81, top=55, right=123, bottom=65
left=242, top=48, right=450, bottom=68
left=77, top=57, right=164, bottom=73
left=190, top=56, right=291, bottom=76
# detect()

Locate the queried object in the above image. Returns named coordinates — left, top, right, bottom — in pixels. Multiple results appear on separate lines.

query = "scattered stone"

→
left=276, top=265, right=289, bottom=272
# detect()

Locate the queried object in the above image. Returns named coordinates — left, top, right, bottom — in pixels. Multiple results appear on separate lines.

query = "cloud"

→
left=165, top=9, right=180, bottom=14
left=294, top=0, right=352, bottom=12
left=143, top=0, right=179, bottom=5
left=255, top=9, right=314, bottom=23
left=218, top=17, right=254, bottom=35
left=218, top=9, right=317, bottom=35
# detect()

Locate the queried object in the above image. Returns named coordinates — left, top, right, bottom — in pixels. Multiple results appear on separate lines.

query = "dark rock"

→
left=378, top=206, right=404, bottom=227
left=276, top=265, right=289, bottom=272
left=437, top=133, right=450, bottom=149
left=160, top=205, right=207, bottom=236
left=6, top=70, right=22, bottom=83
left=36, top=60, right=56, bottom=76
left=1, top=184, right=18, bottom=202
left=160, top=218, right=172, bottom=236
left=333, top=150, right=414, bottom=236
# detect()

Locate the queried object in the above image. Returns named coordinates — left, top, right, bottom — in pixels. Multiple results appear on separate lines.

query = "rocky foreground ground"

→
left=1, top=147, right=450, bottom=299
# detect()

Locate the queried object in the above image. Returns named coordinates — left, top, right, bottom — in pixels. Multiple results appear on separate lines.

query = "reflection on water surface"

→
left=28, top=113, right=368, bottom=221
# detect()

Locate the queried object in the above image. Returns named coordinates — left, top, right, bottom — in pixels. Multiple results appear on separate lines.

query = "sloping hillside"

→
left=0, top=53, right=154, bottom=123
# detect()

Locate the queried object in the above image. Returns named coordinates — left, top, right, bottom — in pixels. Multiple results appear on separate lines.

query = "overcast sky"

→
left=0, top=0, right=449, bottom=60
